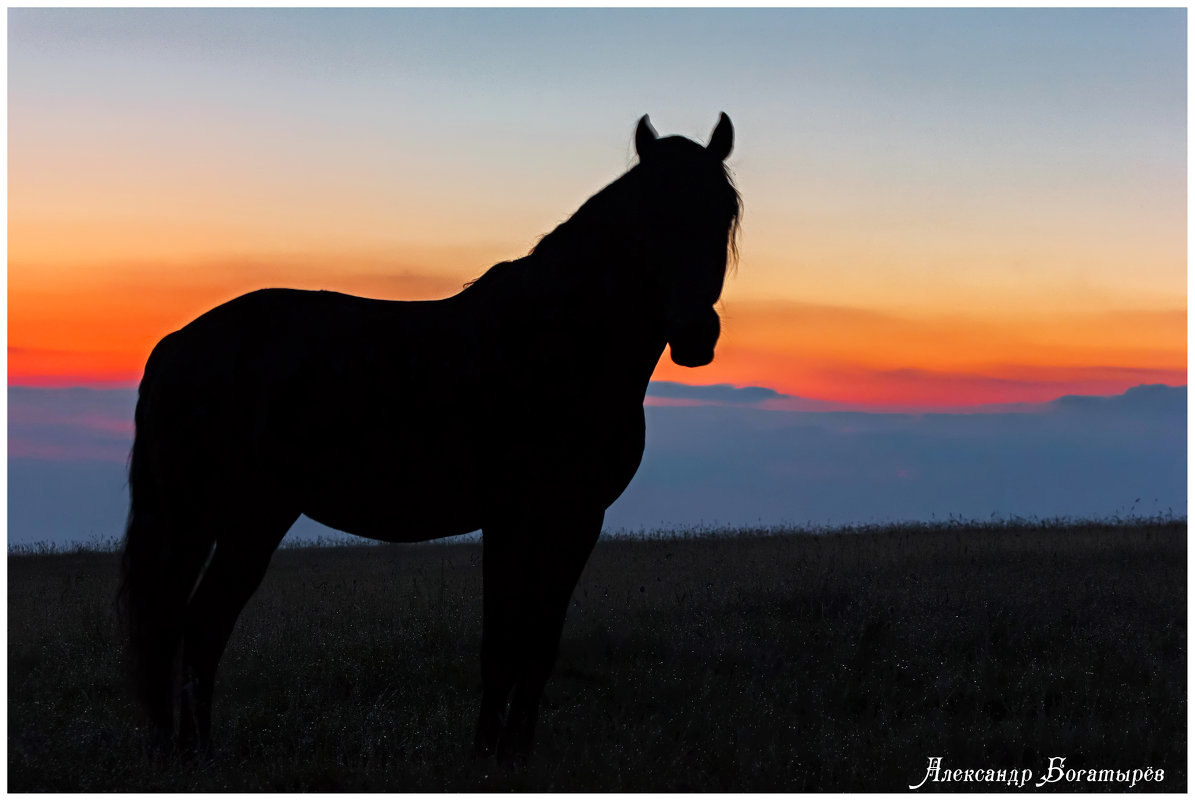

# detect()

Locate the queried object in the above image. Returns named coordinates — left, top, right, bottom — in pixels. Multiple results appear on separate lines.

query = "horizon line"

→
left=8, top=377, right=1186, bottom=416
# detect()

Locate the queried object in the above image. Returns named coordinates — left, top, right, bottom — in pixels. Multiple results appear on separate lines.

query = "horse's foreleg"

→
left=475, top=510, right=602, bottom=762
left=474, top=522, right=523, bottom=758
left=501, top=515, right=601, bottom=762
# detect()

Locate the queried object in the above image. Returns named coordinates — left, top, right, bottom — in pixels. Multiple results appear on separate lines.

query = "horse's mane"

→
left=461, top=257, right=533, bottom=293
left=463, top=152, right=742, bottom=292
left=532, top=160, right=742, bottom=266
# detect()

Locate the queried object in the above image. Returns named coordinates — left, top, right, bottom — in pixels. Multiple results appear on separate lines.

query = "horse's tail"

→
left=116, top=334, right=215, bottom=738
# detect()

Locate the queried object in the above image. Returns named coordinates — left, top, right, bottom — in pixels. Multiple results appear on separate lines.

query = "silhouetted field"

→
left=8, top=519, right=1186, bottom=791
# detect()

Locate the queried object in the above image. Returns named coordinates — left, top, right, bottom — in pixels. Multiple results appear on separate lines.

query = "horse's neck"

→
left=519, top=244, right=667, bottom=392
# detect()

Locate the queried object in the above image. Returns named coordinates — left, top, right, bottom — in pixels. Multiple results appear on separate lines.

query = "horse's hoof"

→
left=495, top=737, right=531, bottom=768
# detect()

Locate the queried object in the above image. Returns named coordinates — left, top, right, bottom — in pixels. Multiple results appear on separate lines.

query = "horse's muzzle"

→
left=667, top=307, right=720, bottom=367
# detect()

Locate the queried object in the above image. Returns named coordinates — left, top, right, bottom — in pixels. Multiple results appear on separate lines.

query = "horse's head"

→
left=634, top=113, right=740, bottom=368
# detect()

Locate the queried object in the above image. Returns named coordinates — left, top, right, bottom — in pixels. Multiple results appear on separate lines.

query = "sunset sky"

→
left=9, top=8, right=1186, bottom=407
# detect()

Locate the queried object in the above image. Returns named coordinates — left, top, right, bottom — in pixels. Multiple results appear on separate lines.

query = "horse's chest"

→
left=481, top=401, right=646, bottom=508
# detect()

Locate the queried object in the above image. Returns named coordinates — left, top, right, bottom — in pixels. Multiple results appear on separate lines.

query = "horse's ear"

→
left=707, top=112, right=734, bottom=161
left=635, top=115, right=658, bottom=160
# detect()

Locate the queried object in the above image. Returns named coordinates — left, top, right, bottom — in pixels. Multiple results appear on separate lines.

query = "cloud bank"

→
left=7, top=383, right=1185, bottom=546
left=608, top=383, right=1185, bottom=530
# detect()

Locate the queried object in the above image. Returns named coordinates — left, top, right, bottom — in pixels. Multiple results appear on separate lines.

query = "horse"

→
left=116, top=113, right=740, bottom=762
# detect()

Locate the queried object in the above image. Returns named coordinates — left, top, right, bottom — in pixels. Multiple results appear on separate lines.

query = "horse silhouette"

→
left=117, top=113, right=740, bottom=761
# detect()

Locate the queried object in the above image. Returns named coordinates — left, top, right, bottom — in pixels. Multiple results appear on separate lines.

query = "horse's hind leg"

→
left=119, top=493, right=217, bottom=753
left=177, top=505, right=297, bottom=755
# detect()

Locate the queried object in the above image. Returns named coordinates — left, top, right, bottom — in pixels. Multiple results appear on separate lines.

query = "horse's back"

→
left=147, top=287, right=465, bottom=396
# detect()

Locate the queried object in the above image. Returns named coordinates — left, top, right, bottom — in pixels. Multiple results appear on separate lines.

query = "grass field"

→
left=8, top=519, right=1186, bottom=792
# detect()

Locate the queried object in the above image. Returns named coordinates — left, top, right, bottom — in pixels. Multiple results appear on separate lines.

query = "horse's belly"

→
left=274, top=393, right=646, bottom=539
left=302, top=503, right=481, bottom=543
left=298, top=468, right=483, bottom=543
left=285, top=425, right=485, bottom=542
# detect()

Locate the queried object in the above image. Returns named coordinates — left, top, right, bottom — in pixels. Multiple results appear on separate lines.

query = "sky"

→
left=9, top=8, right=1186, bottom=405
left=6, top=8, right=1187, bottom=544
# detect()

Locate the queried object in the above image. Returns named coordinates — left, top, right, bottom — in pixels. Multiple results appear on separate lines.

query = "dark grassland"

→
left=8, top=520, right=1186, bottom=791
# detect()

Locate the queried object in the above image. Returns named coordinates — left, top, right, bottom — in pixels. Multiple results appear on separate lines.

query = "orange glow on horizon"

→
left=653, top=300, right=1186, bottom=407
left=9, top=259, right=1187, bottom=409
